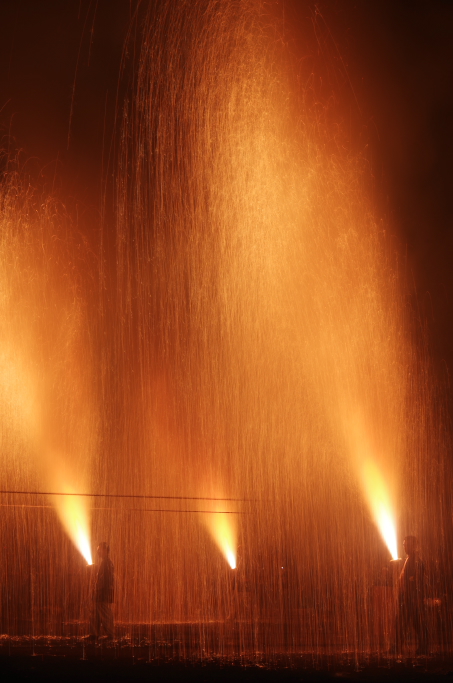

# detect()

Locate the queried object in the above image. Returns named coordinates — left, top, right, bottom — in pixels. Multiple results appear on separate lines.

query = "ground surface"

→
left=1, top=636, right=453, bottom=682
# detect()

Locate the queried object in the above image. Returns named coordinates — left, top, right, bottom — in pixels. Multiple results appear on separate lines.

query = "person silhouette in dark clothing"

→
left=392, top=535, right=428, bottom=655
left=88, top=542, right=114, bottom=640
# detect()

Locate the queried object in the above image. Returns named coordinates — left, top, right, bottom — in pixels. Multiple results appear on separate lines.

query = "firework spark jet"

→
left=0, top=184, right=96, bottom=565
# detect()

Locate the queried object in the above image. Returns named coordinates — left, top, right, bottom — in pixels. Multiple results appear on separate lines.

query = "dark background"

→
left=0, top=0, right=452, bottom=413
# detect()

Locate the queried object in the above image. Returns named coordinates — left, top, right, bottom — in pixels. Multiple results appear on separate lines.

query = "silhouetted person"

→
left=392, top=535, right=428, bottom=655
left=88, top=542, right=114, bottom=640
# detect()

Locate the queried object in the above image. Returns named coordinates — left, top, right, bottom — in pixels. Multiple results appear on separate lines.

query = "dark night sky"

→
left=0, top=0, right=452, bottom=407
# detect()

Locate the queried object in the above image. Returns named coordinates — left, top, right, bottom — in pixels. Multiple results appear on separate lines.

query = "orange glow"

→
left=0, top=189, right=95, bottom=567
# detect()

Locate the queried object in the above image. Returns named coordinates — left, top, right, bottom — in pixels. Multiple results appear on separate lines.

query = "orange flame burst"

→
left=50, top=492, right=93, bottom=565
left=202, top=501, right=237, bottom=569
left=47, top=456, right=92, bottom=565
left=360, top=457, right=398, bottom=560
left=346, top=412, right=398, bottom=560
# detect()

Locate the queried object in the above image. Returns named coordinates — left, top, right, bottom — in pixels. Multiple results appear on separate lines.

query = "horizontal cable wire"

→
left=0, top=489, right=252, bottom=502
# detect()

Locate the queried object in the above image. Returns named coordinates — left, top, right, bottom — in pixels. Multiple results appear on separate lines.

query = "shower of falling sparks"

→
left=0, top=174, right=96, bottom=572
left=0, top=0, right=447, bottom=657
left=111, top=0, right=427, bottom=638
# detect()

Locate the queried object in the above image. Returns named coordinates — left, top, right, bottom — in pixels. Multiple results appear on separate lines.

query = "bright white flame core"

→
left=377, top=505, right=398, bottom=561
left=226, top=547, right=237, bottom=570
